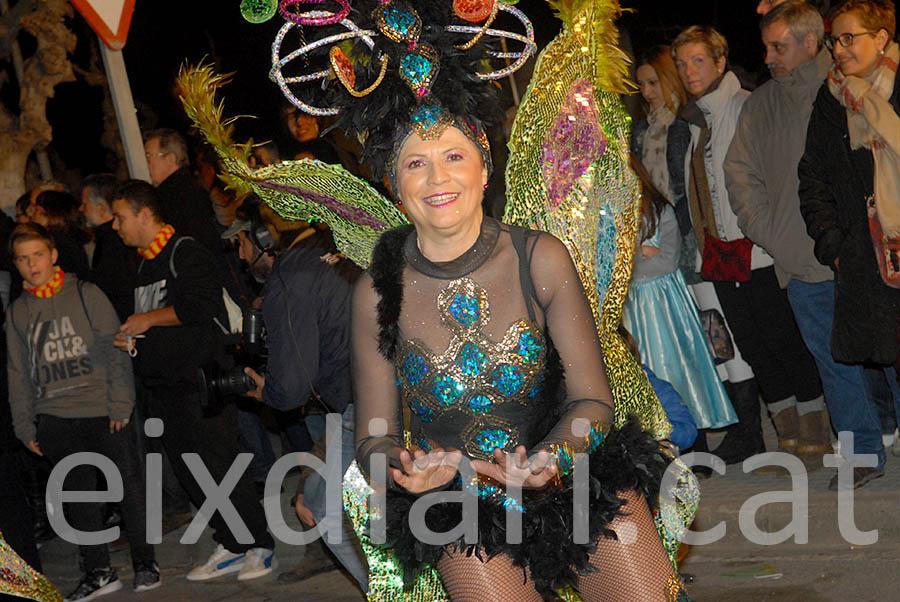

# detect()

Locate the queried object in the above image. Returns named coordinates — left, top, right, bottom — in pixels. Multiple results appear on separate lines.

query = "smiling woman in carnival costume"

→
left=181, top=0, right=698, bottom=600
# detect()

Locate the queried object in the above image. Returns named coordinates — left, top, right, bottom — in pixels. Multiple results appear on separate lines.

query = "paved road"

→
left=35, top=413, right=900, bottom=601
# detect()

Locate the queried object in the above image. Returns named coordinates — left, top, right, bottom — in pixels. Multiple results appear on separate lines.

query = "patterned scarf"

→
left=138, top=224, right=175, bottom=259
left=642, top=105, right=676, bottom=203
left=828, top=42, right=900, bottom=238
left=23, top=265, right=64, bottom=299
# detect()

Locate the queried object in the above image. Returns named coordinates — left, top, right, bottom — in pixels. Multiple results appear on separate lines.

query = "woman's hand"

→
left=471, top=446, right=557, bottom=489
left=641, top=244, right=661, bottom=259
left=294, top=494, right=316, bottom=527
left=392, top=447, right=463, bottom=494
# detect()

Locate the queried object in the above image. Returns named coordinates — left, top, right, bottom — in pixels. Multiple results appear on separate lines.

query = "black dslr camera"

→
left=197, top=309, right=267, bottom=409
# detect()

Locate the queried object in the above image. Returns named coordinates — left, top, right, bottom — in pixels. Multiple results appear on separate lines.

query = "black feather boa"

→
left=380, top=417, right=670, bottom=597
left=369, top=224, right=414, bottom=361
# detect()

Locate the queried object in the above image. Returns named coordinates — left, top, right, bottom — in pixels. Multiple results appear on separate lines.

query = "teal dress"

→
left=623, top=206, right=737, bottom=429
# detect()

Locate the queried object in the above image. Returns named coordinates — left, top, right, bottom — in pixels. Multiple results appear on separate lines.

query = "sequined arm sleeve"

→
left=351, top=273, right=405, bottom=486
left=528, top=234, right=615, bottom=463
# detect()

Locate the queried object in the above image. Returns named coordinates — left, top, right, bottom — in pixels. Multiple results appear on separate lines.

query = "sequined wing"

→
left=176, top=63, right=409, bottom=270
left=503, top=0, right=670, bottom=440
left=0, top=530, right=61, bottom=601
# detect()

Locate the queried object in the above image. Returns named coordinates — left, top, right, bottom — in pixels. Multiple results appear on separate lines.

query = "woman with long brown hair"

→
left=627, top=46, right=737, bottom=459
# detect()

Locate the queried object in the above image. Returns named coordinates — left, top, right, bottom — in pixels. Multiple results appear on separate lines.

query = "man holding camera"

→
left=225, top=201, right=368, bottom=592
left=111, top=180, right=276, bottom=582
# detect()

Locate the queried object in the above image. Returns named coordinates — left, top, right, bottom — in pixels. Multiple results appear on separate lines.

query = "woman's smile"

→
left=423, top=192, right=460, bottom=208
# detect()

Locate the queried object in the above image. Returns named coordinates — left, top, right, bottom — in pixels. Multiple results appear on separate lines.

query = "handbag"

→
left=867, top=195, right=900, bottom=289
left=700, top=234, right=753, bottom=283
left=698, top=308, right=735, bottom=364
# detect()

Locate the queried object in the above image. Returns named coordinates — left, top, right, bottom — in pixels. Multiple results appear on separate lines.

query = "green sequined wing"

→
left=176, top=63, right=409, bottom=269
left=503, top=0, right=670, bottom=439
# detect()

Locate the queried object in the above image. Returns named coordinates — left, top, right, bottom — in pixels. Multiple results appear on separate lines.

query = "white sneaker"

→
left=186, top=544, right=246, bottom=581
left=237, top=548, right=277, bottom=581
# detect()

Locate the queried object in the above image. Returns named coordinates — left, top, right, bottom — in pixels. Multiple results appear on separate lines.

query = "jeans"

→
left=787, top=279, right=885, bottom=467
left=37, top=415, right=154, bottom=572
left=303, top=405, right=368, bottom=592
left=237, top=403, right=315, bottom=485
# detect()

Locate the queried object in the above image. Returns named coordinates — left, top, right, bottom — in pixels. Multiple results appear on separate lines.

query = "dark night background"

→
left=42, top=0, right=773, bottom=179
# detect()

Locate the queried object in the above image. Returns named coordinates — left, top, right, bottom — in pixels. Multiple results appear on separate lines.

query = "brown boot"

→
left=796, top=409, right=833, bottom=473
left=772, top=405, right=800, bottom=454
left=753, top=405, right=799, bottom=477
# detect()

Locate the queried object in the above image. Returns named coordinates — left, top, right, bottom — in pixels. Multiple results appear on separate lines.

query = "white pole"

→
left=99, top=38, right=151, bottom=182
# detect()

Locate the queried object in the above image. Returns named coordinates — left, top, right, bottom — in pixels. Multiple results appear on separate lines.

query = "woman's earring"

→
left=483, top=183, right=489, bottom=190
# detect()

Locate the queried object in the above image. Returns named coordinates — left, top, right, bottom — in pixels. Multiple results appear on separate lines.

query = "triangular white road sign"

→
left=69, top=0, right=136, bottom=50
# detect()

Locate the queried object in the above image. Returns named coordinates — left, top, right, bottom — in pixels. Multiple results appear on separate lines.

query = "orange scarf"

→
left=138, top=224, right=175, bottom=259
left=24, top=266, right=65, bottom=299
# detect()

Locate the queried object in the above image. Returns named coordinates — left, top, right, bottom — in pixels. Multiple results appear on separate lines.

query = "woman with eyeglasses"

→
left=798, top=0, right=899, bottom=481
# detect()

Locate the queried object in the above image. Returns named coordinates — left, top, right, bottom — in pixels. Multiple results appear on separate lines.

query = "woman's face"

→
left=674, top=42, right=725, bottom=97
left=831, top=11, right=888, bottom=79
left=395, top=126, right=488, bottom=238
left=636, top=64, right=664, bottom=110
left=287, top=112, right=320, bottom=142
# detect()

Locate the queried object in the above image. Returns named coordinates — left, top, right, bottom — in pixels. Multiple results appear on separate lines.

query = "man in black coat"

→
left=80, top=173, right=137, bottom=323
left=144, top=128, right=223, bottom=257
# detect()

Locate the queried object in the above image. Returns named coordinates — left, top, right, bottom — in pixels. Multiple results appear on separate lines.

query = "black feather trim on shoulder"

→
left=369, top=224, right=414, bottom=361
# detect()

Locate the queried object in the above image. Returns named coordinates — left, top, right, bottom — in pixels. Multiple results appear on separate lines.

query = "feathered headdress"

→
left=266, top=0, right=535, bottom=182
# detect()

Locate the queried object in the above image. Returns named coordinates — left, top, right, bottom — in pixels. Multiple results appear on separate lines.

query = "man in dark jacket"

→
left=111, top=180, right=277, bottom=582
left=144, top=128, right=223, bottom=257
left=80, top=173, right=137, bottom=323
left=226, top=203, right=368, bottom=592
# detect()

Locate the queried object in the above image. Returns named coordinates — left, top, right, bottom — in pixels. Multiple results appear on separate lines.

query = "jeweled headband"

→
left=386, top=102, right=494, bottom=195
left=244, top=0, right=535, bottom=181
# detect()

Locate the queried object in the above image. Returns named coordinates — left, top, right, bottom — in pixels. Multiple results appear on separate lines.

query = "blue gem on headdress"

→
left=474, top=429, right=512, bottom=455
left=468, top=394, right=494, bottom=414
left=491, top=365, right=525, bottom=396
left=373, top=1, right=422, bottom=44
left=399, top=43, right=439, bottom=97
left=408, top=398, right=434, bottom=422
left=431, top=375, right=465, bottom=406
left=409, top=99, right=455, bottom=140
left=401, top=53, right=434, bottom=89
left=401, top=352, right=429, bottom=387
left=412, top=102, right=448, bottom=132
left=457, top=342, right=487, bottom=376
left=516, top=331, right=543, bottom=364
left=448, top=292, right=481, bottom=328
left=385, top=6, right=415, bottom=36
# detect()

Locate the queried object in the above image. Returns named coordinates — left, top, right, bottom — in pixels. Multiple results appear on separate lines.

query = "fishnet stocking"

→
left=435, top=489, right=677, bottom=601
left=575, top=489, right=676, bottom=602
left=437, top=550, right=543, bottom=602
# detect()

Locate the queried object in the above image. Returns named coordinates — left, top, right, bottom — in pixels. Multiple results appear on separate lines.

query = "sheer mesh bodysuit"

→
left=353, top=217, right=679, bottom=601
